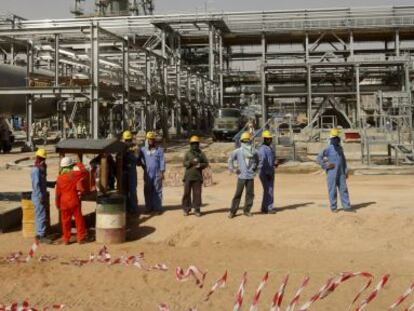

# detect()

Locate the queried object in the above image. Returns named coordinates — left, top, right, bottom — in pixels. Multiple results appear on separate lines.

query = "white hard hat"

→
left=60, top=157, right=75, bottom=168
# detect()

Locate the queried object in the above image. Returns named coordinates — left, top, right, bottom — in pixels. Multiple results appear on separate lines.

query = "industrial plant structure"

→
left=0, top=2, right=413, bottom=162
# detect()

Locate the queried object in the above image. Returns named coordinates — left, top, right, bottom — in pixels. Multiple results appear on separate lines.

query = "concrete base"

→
left=0, top=204, right=22, bottom=233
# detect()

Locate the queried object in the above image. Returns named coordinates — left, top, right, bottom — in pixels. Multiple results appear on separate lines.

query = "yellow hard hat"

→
left=190, top=135, right=200, bottom=143
left=330, top=128, right=340, bottom=138
left=35, top=148, right=47, bottom=159
left=123, top=130, right=133, bottom=140
left=240, top=132, right=251, bottom=142
left=262, top=130, right=272, bottom=139
left=146, top=131, right=156, bottom=140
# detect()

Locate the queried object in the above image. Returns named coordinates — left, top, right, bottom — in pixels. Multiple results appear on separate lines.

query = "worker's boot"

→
left=228, top=213, right=235, bottom=219
left=36, top=236, right=52, bottom=245
left=194, top=209, right=201, bottom=217
left=243, top=211, right=253, bottom=217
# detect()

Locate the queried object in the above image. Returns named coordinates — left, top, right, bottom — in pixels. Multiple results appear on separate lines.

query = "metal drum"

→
left=96, top=194, right=126, bottom=244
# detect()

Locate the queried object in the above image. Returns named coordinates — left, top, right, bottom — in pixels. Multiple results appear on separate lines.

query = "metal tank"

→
left=0, top=64, right=57, bottom=118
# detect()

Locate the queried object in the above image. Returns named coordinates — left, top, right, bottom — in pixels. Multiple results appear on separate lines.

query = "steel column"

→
left=122, top=38, right=129, bottom=131
left=261, top=33, right=268, bottom=122
left=91, top=23, right=100, bottom=139
left=355, top=64, right=361, bottom=127
left=307, top=64, right=312, bottom=126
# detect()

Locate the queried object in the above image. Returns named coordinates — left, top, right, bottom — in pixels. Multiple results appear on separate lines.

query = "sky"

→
left=1, top=0, right=413, bottom=20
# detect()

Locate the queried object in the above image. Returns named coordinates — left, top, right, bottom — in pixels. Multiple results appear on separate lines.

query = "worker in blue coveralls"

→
left=228, top=131, right=262, bottom=218
left=140, top=131, right=166, bottom=214
left=258, top=130, right=277, bottom=214
left=122, top=130, right=141, bottom=215
left=316, top=128, right=353, bottom=213
left=31, top=148, right=52, bottom=244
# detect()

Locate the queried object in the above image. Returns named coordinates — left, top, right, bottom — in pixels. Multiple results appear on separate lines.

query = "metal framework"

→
left=0, top=5, right=413, bottom=150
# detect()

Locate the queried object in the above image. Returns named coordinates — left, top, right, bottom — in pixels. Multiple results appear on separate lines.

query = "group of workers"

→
left=30, top=126, right=351, bottom=244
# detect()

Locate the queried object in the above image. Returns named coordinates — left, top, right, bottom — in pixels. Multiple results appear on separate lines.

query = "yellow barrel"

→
left=96, top=194, right=126, bottom=244
left=21, top=192, right=36, bottom=238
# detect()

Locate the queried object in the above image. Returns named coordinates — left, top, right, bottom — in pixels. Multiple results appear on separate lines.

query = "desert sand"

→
left=1, top=144, right=414, bottom=310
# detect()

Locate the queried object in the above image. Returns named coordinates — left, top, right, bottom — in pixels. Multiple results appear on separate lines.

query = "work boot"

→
left=243, top=211, right=253, bottom=217
left=268, top=209, right=277, bottom=214
left=331, top=209, right=339, bottom=213
left=194, top=210, right=202, bottom=217
left=183, top=210, right=189, bottom=216
left=228, top=213, right=235, bottom=219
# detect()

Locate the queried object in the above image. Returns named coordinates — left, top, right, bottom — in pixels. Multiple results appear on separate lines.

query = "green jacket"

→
left=183, top=149, right=209, bottom=181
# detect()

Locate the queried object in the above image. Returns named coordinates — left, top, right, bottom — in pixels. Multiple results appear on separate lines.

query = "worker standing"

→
left=140, top=132, right=166, bottom=213
left=316, top=128, right=353, bottom=212
left=31, top=148, right=51, bottom=244
left=55, top=157, right=89, bottom=244
left=182, top=136, right=209, bottom=217
left=228, top=132, right=262, bottom=218
left=122, top=130, right=141, bottom=215
left=258, top=130, right=277, bottom=214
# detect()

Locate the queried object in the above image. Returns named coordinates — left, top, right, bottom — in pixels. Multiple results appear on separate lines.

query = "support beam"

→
left=54, top=34, right=60, bottom=86
left=307, top=64, right=312, bottom=126
left=261, top=33, right=268, bottom=122
left=355, top=64, right=361, bottom=127
left=219, top=33, right=224, bottom=107
left=122, top=38, right=129, bottom=131
left=349, top=31, right=354, bottom=58
left=395, top=29, right=400, bottom=57
left=91, top=23, right=100, bottom=139
left=24, top=43, right=34, bottom=150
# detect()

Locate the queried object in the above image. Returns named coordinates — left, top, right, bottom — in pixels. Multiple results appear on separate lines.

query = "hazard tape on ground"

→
left=0, top=301, right=64, bottom=311
left=355, top=274, right=390, bottom=311
left=233, top=272, right=247, bottom=311
left=297, top=276, right=335, bottom=311
left=205, top=270, right=228, bottom=301
left=286, top=276, right=310, bottom=311
left=62, top=246, right=168, bottom=271
left=389, top=281, right=414, bottom=310
left=249, top=272, right=269, bottom=311
left=176, top=266, right=207, bottom=288
left=270, top=274, right=289, bottom=311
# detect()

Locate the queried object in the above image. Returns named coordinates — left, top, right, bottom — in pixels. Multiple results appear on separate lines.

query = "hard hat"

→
left=35, top=148, right=47, bottom=159
left=262, top=130, right=272, bottom=139
left=60, top=157, right=75, bottom=168
left=190, top=135, right=200, bottom=143
left=123, top=130, right=133, bottom=140
left=240, top=132, right=251, bottom=142
left=330, top=128, right=340, bottom=138
left=146, top=131, right=156, bottom=140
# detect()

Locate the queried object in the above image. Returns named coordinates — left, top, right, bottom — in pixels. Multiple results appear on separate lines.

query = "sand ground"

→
left=1, top=145, right=414, bottom=310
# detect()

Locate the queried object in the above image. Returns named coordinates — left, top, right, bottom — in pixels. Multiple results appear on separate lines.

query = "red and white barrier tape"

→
left=406, top=301, right=414, bottom=311
left=297, top=277, right=334, bottom=311
left=270, top=274, right=289, bottom=311
left=249, top=272, right=269, bottom=311
left=286, top=276, right=310, bottom=311
left=233, top=272, right=247, bottom=311
left=0, top=301, right=64, bottom=311
left=389, top=281, right=414, bottom=310
left=62, top=246, right=168, bottom=271
left=205, top=270, right=228, bottom=301
left=3, top=240, right=40, bottom=264
left=176, top=266, right=207, bottom=288
left=355, top=274, right=390, bottom=311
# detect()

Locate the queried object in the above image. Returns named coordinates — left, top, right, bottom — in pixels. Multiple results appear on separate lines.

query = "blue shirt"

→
left=228, top=147, right=262, bottom=180
left=316, top=144, right=348, bottom=175
left=140, top=146, right=166, bottom=179
left=258, top=144, right=276, bottom=177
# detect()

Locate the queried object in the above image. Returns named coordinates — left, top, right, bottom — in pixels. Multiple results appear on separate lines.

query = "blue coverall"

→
left=31, top=164, right=47, bottom=237
left=317, top=140, right=351, bottom=211
left=141, top=145, right=166, bottom=212
left=124, top=151, right=140, bottom=213
left=258, top=143, right=276, bottom=212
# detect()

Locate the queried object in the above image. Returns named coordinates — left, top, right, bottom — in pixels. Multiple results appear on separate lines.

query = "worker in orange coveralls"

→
left=55, top=157, right=89, bottom=245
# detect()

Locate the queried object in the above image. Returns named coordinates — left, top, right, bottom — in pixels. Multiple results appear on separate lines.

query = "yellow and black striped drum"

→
left=96, top=194, right=126, bottom=244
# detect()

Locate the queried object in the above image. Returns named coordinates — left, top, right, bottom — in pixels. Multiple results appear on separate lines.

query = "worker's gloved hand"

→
left=327, top=163, right=335, bottom=170
left=191, top=158, right=199, bottom=166
left=236, top=169, right=241, bottom=175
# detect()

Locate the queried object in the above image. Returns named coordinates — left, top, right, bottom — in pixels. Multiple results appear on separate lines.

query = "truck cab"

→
left=213, top=108, right=243, bottom=141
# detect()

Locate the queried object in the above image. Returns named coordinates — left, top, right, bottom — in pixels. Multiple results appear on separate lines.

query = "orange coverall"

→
left=55, top=163, right=89, bottom=243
